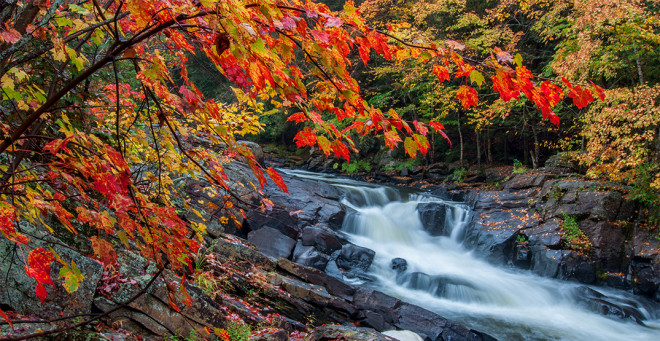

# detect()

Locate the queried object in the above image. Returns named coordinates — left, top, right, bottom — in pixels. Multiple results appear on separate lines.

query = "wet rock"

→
left=631, top=259, right=659, bottom=298
left=276, top=258, right=355, bottom=300
left=354, top=288, right=401, bottom=324
left=513, top=242, right=531, bottom=268
left=418, top=202, right=449, bottom=236
left=268, top=273, right=334, bottom=306
left=579, top=220, right=627, bottom=272
left=301, top=224, right=343, bottom=253
left=465, top=208, right=540, bottom=264
left=305, top=324, right=394, bottom=341
left=337, top=244, right=376, bottom=273
left=504, top=172, right=550, bottom=190
left=391, top=258, right=408, bottom=274
left=248, top=226, right=297, bottom=259
left=524, top=219, right=562, bottom=248
left=530, top=248, right=596, bottom=284
left=213, top=237, right=277, bottom=271
left=573, top=286, right=652, bottom=324
left=474, top=190, right=537, bottom=210
left=292, top=243, right=330, bottom=270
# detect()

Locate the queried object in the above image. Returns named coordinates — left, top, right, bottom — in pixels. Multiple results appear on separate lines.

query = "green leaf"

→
left=59, top=261, right=84, bottom=293
left=404, top=136, right=418, bottom=158
left=469, top=70, right=485, bottom=87
left=514, top=53, right=523, bottom=67
left=251, top=39, right=267, bottom=55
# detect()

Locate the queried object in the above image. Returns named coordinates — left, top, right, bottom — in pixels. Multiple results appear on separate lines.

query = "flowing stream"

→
left=283, top=169, right=660, bottom=340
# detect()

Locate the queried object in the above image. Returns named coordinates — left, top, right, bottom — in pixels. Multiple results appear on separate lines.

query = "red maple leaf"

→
left=413, top=120, right=428, bottom=136
left=432, top=64, right=450, bottom=83
left=293, top=127, right=317, bottom=148
left=287, top=112, right=308, bottom=123
left=568, top=85, right=594, bottom=109
left=428, top=121, right=452, bottom=147
left=456, top=85, right=478, bottom=108
left=24, top=248, right=56, bottom=304
left=266, top=167, right=288, bottom=193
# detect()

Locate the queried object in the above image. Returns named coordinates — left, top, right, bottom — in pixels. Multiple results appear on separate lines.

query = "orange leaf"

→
left=432, top=65, right=450, bottom=83
left=266, top=167, right=288, bottom=193
left=428, top=121, right=451, bottom=147
left=590, top=82, right=605, bottom=101
left=540, top=81, right=564, bottom=107
left=287, top=112, right=308, bottom=123
left=331, top=140, right=350, bottom=161
left=90, top=236, right=117, bottom=266
left=456, top=85, right=478, bottom=108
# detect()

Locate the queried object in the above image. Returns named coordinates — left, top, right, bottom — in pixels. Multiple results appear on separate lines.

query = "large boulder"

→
left=301, top=224, right=343, bottom=253
left=0, top=224, right=102, bottom=323
left=465, top=208, right=541, bottom=264
left=248, top=226, right=297, bottom=259
left=292, top=243, right=330, bottom=270
left=418, top=202, right=449, bottom=236
left=336, top=244, right=376, bottom=273
left=93, top=250, right=227, bottom=339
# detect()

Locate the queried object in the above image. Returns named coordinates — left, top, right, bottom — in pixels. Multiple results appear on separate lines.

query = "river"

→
left=282, top=169, right=660, bottom=340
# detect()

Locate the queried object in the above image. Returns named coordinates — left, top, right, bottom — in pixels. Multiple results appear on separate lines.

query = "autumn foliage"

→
left=0, top=0, right=603, bottom=321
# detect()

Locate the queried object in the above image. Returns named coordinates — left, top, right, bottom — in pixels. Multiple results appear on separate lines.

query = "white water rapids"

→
left=283, top=169, right=660, bottom=340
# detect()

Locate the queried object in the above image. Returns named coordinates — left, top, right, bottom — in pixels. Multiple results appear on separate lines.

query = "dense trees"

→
left=0, top=0, right=608, bottom=328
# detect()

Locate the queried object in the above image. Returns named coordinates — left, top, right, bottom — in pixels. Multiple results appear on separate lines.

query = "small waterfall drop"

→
left=282, top=169, right=660, bottom=340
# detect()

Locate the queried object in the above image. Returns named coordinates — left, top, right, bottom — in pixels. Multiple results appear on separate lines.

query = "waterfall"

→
left=282, top=169, right=660, bottom=340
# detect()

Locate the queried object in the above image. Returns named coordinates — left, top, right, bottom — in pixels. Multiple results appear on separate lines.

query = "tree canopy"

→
left=0, top=0, right=605, bottom=320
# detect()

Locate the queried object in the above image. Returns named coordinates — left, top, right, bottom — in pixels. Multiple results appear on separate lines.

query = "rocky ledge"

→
left=421, top=170, right=659, bottom=303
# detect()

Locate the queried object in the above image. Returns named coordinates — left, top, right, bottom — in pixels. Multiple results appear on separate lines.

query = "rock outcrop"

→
left=446, top=170, right=660, bottom=302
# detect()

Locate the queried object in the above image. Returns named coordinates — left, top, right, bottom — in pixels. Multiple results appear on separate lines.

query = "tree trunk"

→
left=487, top=128, right=493, bottom=164
left=531, top=124, right=539, bottom=169
left=458, top=112, right=464, bottom=167
left=476, top=129, right=481, bottom=168
left=635, top=49, right=644, bottom=85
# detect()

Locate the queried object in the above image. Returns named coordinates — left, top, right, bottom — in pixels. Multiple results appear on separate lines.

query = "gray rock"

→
left=465, top=209, right=540, bottom=264
left=337, top=244, right=376, bottom=272
left=0, top=224, right=102, bottom=322
left=418, top=202, right=449, bottom=236
left=504, top=172, right=550, bottom=190
left=292, top=242, right=330, bottom=270
left=248, top=226, right=297, bottom=259
left=525, top=219, right=562, bottom=248
left=301, top=224, right=342, bottom=254
left=305, top=324, right=394, bottom=341
left=391, top=258, right=408, bottom=274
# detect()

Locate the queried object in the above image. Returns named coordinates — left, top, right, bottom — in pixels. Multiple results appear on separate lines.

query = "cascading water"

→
left=283, top=169, right=660, bottom=340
